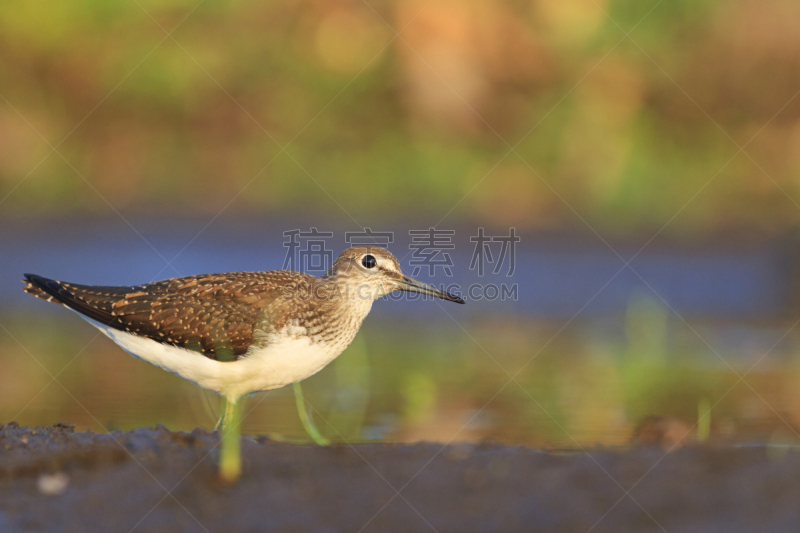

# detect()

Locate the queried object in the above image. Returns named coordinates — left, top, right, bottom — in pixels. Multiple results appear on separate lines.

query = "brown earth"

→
left=0, top=422, right=798, bottom=533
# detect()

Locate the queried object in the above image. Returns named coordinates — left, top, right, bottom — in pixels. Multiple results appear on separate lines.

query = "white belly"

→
left=83, top=316, right=348, bottom=399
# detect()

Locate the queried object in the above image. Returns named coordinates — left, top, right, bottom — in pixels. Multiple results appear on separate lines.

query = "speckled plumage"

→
left=24, top=270, right=346, bottom=360
left=23, top=246, right=464, bottom=399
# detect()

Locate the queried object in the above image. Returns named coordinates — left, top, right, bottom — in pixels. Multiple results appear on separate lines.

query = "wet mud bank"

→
left=1, top=423, right=798, bottom=532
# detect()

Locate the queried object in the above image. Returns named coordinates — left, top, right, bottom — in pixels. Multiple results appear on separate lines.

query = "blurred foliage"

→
left=2, top=0, right=800, bottom=233
left=3, top=308, right=799, bottom=447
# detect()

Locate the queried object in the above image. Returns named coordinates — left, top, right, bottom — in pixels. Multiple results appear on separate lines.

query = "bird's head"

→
left=324, top=246, right=464, bottom=304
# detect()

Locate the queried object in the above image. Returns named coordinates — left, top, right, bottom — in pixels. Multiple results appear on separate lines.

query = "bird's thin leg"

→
left=219, top=395, right=242, bottom=482
left=293, top=381, right=330, bottom=446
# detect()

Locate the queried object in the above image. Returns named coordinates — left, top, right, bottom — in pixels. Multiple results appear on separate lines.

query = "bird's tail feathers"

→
left=22, top=273, right=114, bottom=325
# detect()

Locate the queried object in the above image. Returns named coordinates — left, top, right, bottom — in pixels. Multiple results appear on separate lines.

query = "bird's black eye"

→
left=362, top=254, right=377, bottom=269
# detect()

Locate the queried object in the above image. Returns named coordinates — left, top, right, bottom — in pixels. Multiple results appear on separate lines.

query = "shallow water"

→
left=3, top=309, right=800, bottom=449
left=3, top=221, right=800, bottom=447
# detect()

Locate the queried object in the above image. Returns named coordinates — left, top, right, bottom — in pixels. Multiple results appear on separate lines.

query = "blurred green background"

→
left=3, top=0, right=800, bottom=231
left=3, top=0, right=800, bottom=449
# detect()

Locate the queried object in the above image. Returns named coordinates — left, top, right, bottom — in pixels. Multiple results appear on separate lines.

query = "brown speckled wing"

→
left=23, top=271, right=305, bottom=361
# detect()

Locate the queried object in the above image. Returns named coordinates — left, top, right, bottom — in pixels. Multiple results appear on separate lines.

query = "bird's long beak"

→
left=399, top=276, right=465, bottom=304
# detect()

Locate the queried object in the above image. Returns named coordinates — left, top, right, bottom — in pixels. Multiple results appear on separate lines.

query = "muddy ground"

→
left=0, top=423, right=798, bottom=533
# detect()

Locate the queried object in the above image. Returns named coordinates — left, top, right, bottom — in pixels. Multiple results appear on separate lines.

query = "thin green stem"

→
left=293, top=382, right=330, bottom=446
left=697, top=397, right=711, bottom=442
left=219, top=396, right=242, bottom=482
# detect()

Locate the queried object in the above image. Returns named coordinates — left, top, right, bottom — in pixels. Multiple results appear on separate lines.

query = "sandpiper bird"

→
left=22, top=246, right=464, bottom=480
